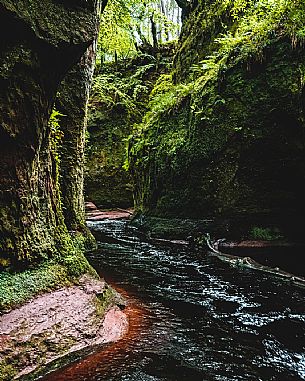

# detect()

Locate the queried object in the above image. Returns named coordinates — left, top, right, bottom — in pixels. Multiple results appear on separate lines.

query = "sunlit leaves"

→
left=98, top=0, right=180, bottom=62
left=98, top=0, right=136, bottom=60
left=193, top=0, right=305, bottom=80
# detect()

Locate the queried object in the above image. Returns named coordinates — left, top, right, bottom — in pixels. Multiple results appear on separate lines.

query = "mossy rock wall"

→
left=129, top=0, right=305, bottom=238
left=0, top=1, right=100, bottom=268
left=85, top=51, right=173, bottom=208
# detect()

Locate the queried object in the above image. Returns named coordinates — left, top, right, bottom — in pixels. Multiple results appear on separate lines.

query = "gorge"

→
left=1, top=0, right=305, bottom=380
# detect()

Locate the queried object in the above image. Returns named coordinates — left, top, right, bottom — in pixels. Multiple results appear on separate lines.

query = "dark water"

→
left=43, top=219, right=305, bottom=381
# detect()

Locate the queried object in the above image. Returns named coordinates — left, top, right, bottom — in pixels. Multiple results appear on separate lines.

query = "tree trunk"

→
left=0, top=1, right=101, bottom=270
left=160, top=0, right=169, bottom=41
left=150, top=14, right=159, bottom=50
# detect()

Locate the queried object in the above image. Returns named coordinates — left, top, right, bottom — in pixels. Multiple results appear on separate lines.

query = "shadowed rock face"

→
left=57, top=45, right=97, bottom=238
left=0, top=0, right=101, bottom=268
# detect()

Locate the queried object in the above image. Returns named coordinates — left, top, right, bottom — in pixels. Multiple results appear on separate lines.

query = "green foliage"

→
left=98, top=0, right=136, bottom=60
left=89, top=59, right=163, bottom=119
left=98, top=0, right=180, bottom=61
left=94, top=285, right=117, bottom=319
left=49, top=108, right=65, bottom=164
left=250, top=227, right=283, bottom=241
left=131, top=0, right=305, bottom=144
left=90, top=73, right=143, bottom=120
left=126, top=0, right=305, bottom=219
left=0, top=261, right=70, bottom=313
left=0, top=249, right=98, bottom=313
left=146, top=74, right=191, bottom=119
left=62, top=252, right=95, bottom=278
left=86, top=48, right=175, bottom=208
left=49, top=109, right=64, bottom=142
left=192, top=0, right=305, bottom=80
left=0, top=361, right=17, bottom=381
left=124, top=72, right=191, bottom=173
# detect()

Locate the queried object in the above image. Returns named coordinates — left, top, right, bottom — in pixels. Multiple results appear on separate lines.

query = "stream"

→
left=42, top=219, right=305, bottom=381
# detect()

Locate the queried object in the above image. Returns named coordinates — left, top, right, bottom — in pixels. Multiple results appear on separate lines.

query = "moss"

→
left=85, top=50, right=173, bottom=208
left=0, top=261, right=68, bottom=313
left=174, top=0, right=305, bottom=82
left=93, top=284, right=117, bottom=320
left=0, top=0, right=101, bottom=269
left=0, top=361, right=17, bottom=381
left=0, top=246, right=100, bottom=313
left=1, top=0, right=97, bottom=46
left=62, top=252, right=97, bottom=279
left=249, top=226, right=284, bottom=241
left=131, top=214, right=211, bottom=239
left=70, top=228, right=97, bottom=252
left=127, top=0, right=305, bottom=239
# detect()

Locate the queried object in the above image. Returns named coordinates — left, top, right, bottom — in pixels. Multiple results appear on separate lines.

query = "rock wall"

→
left=128, top=0, right=305, bottom=239
left=57, top=43, right=97, bottom=249
left=85, top=49, right=173, bottom=208
left=0, top=0, right=101, bottom=268
left=0, top=3, right=130, bottom=379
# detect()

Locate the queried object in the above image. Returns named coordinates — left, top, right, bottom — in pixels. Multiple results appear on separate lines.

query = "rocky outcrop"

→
left=57, top=44, right=97, bottom=247
left=0, top=275, right=128, bottom=380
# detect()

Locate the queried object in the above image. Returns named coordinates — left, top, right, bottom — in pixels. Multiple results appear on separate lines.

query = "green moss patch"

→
left=0, top=252, right=98, bottom=313
left=249, top=226, right=284, bottom=241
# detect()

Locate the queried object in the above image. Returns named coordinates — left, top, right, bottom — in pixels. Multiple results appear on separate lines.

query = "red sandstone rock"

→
left=85, top=202, right=134, bottom=221
left=0, top=275, right=128, bottom=379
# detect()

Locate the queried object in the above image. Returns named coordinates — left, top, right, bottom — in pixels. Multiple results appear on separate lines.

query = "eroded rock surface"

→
left=0, top=275, right=128, bottom=379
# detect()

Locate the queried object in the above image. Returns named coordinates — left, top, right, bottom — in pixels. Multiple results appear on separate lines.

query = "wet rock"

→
left=261, top=318, right=305, bottom=352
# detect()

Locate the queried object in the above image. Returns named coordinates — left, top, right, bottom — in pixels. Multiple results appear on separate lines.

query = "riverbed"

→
left=42, top=219, right=305, bottom=381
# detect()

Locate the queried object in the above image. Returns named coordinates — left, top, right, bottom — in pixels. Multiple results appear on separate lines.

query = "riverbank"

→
left=0, top=274, right=128, bottom=380
left=85, top=204, right=305, bottom=281
left=85, top=202, right=134, bottom=221
left=0, top=203, right=135, bottom=380
left=40, top=284, right=148, bottom=381
left=9, top=211, right=305, bottom=381
left=129, top=213, right=305, bottom=282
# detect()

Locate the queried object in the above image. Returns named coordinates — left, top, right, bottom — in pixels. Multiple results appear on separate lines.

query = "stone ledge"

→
left=0, top=274, right=128, bottom=380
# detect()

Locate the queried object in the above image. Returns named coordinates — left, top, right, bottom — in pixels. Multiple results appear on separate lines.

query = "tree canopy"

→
left=98, top=0, right=181, bottom=62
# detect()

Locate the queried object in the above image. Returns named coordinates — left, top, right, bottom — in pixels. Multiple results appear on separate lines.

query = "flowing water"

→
left=42, top=219, right=305, bottom=381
